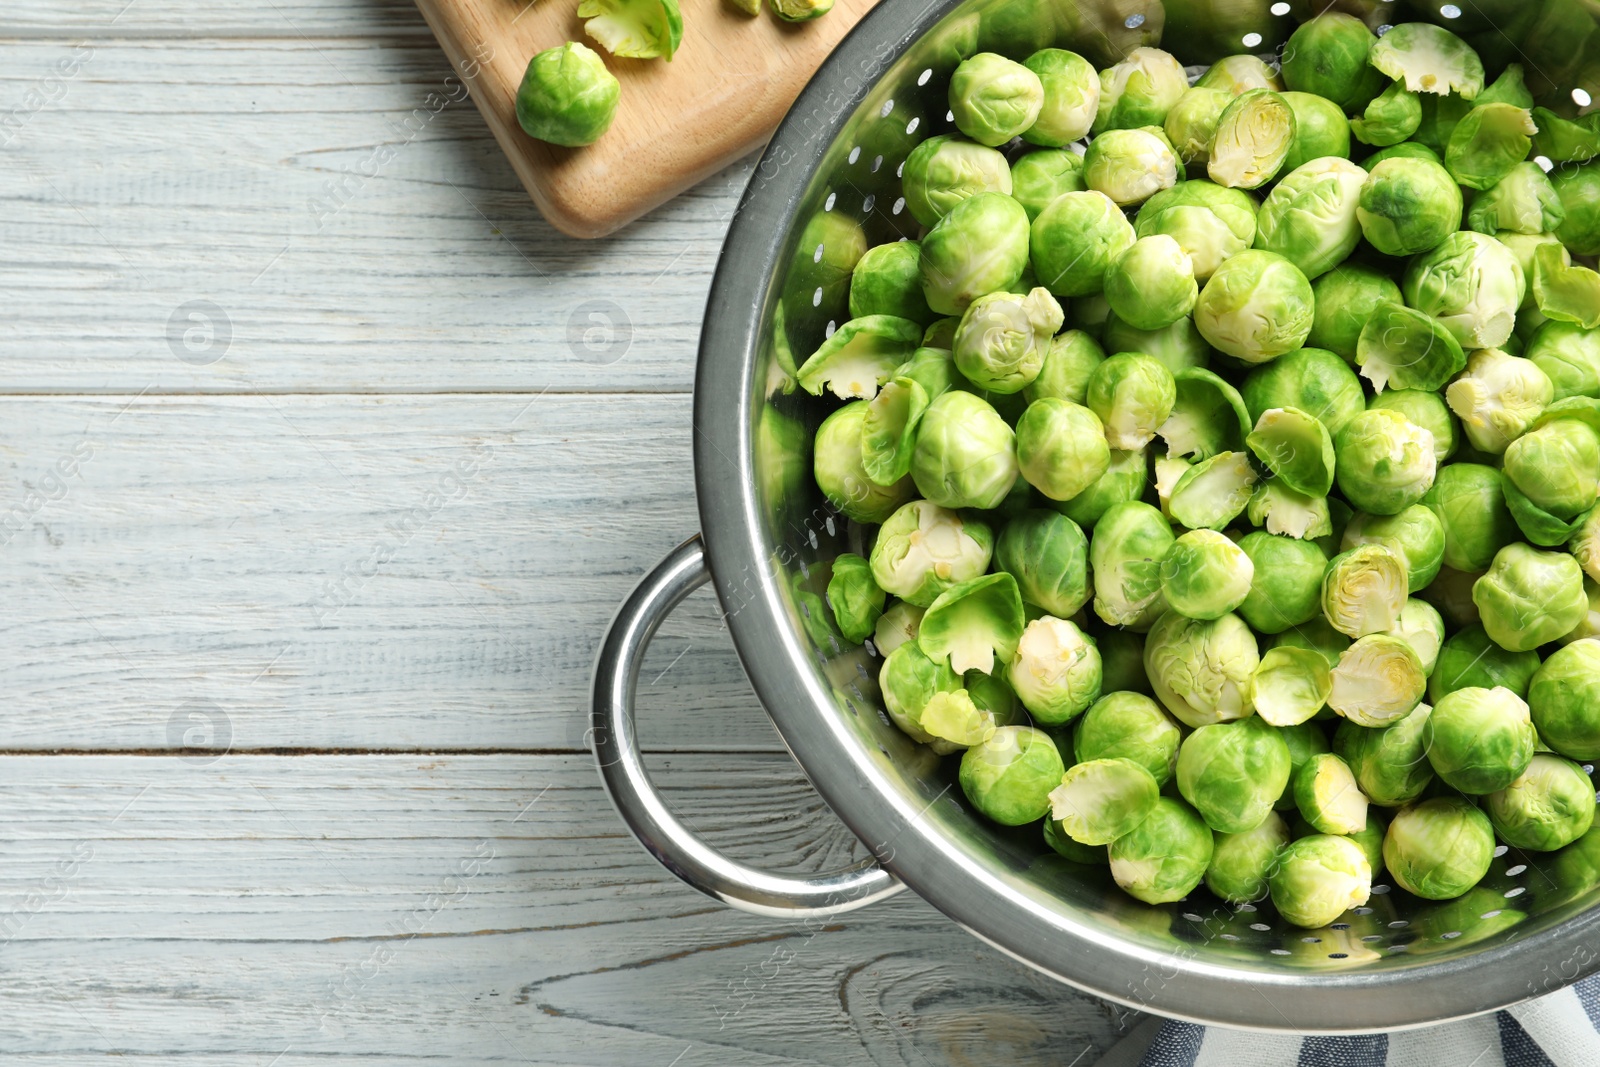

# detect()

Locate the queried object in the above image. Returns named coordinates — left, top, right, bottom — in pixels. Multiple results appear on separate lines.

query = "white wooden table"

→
left=0, top=3, right=1157, bottom=1061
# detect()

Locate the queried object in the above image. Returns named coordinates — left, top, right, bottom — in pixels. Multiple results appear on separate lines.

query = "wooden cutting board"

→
left=414, top=0, right=881, bottom=238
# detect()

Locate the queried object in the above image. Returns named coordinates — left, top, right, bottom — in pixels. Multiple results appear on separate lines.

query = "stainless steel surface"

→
left=590, top=534, right=904, bottom=917
left=609, top=0, right=1600, bottom=1031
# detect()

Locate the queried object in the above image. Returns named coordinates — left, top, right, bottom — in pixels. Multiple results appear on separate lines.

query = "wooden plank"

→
left=0, top=393, right=789, bottom=753
left=0, top=0, right=430, bottom=35
left=0, top=38, right=744, bottom=393
left=0, top=753, right=1132, bottom=1064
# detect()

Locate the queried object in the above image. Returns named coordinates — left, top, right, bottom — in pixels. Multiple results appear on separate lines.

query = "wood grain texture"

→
left=0, top=0, right=430, bottom=35
left=0, top=753, right=1131, bottom=1065
left=0, top=38, right=742, bottom=393
left=415, top=0, right=877, bottom=238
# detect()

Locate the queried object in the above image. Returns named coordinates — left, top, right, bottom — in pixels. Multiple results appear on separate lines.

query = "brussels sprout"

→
left=1294, top=752, right=1369, bottom=836
left=901, top=136, right=1014, bottom=228
left=921, top=192, right=1031, bottom=317
left=1236, top=532, right=1328, bottom=635
left=1206, top=810, right=1291, bottom=904
left=1445, top=104, right=1538, bottom=192
left=919, top=689, right=998, bottom=748
left=967, top=667, right=1025, bottom=728
left=1430, top=624, right=1540, bottom=706
left=954, top=287, right=1064, bottom=394
left=1383, top=797, right=1495, bottom=900
left=1270, top=834, right=1372, bottom=928
left=1254, top=158, right=1367, bottom=282
left=1307, top=267, right=1404, bottom=365
left=1104, top=317, right=1213, bottom=377
left=1251, top=646, right=1333, bottom=727
left=911, top=390, right=1018, bottom=510
left=1422, top=463, right=1518, bottom=572
left=921, top=318, right=959, bottom=350
left=959, top=726, right=1066, bottom=825
left=879, top=640, right=962, bottom=746
left=1357, top=158, right=1464, bottom=258
left=1167, top=451, right=1257, bottom=531
left=1248, top=481, right=1332, bottom=541
left=1056, top=447, right=1150, bottom=528
left=1280, top=12, right=1382, bottom=111
left=1487, top=754, right=1596, bottom=852
left=1104, top=236, right=1198, bottom=332
left=1367, top=389, right=1459, bottom=463
left=1336, top=702, right=1435, bottom=807
left=1195, top=54, right=1284, bottom=95
left=1083, top=127, right=1180, bottom=208
left=1424, top=685, right=1537, bottom=794
left=1164, top=88, right=1232, bottom=166
left=1553, top=162, right=1600, bottom=257
left=1135, top=181, right=1260, bottom=283
left=996, top=509, right=1090, bottom=617
left=798, top=315, right=924, bottom=400
left=1402, top=231, right=1527, bottom=352
left=514, top=42, right=620, bottom=147
left=1361, top=141, right=1443, bottom=171
left=1320, top=544, right=1409, bottom=639
left=1470, top=164, right=1567, bottom=236
left=1177, top=716, right=1291, bottom=834
left=1025, top=330, right=1105, bottom=406
left=1473, top=543, right=1590, bottom=652
left=1355, top=302, right=1468, bottom=396
left=1090, top=501, right=1174, bottom=628
left=1193, top=251, right=1315, bottom=365
left=1525, top=320, right=1600, bottom=403
left=870, top=499, right=993, bottom=607
left=1532, top=108, right=1600, bottom=165
left=918, top=572, right=1026, bottom=675
left=827, top=553, right=886, bottom=645
left=949, top=53, right=1044, bottom=147
left=1269, top=616, right=1351, bottom=669
left=1160, top=530, right=1254, bottom=621
left=1334, top=409, right=1438, bottom=515
left=1074, top=691, right=1182, bottom=784
left=1411, top=91, right=1473, bottom=156
left=1529, top=641, right=1600, bottom=760
left=1009, top=150, right=1086, bottom=221
left=1044, top=817, right=1108, bottom=864
left=1386, top=597, right=1446, bottom=675
left=1093, top=47, right=1189, bottom=135
left=1070, top=294, right=1112, bottom=339
left=861, top=376, right=929, bottom=486
left=1030, top=191, right=1138, bottom=299
left=1085, top=353, right=1177, bottom=452
left=1445, top=348, right=1553, bottom=456
left=1008, top=614, right=1103, bottom=723
left=1573, top=507, right=1600, bottom=584
left=1241, top=347, right=1365, bottom=437
left=850, top=242, right=934, bottom=324
left=769, top=0, right=830, bottom=20
left=1329, top=633, right=1427, bottom=726
left=873, top=600, right=924, bottom=655
left=1022, top=49, right=1100, bottom=147
left=1281, top=93, right=1353, bottom=173
left=1049, top=757, right=1161, bottom=845
left=1108, top=796, right=1215, bottom=904
left=1350, top=82, right=1422, bottom=150
left=1418, top=566, right=1484, bottom=631
left=1097, top=629, right=1153, bottom=697
left=1341, top=506, right=1447, bottom=594
left=1533, top=243, right=1600, bottom=331
left=1158, top=368, right=1252, bottom=461
left=1145, top=611, right=1260, bottom=728
left=1014, top=399, right=1109, bottom=503
left=1208, top=90, right=1297, bottom=191
left=1369, top=22, right=1485, bottom=98
left=813, top=401, right=915, bottom=523
left=1247, top=408, right=1336, bottom=498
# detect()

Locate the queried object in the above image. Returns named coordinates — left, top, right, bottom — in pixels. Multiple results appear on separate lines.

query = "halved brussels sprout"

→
left=1022, top=49, right=1100, bottom=147
left=1108, top=796, right=1215, bottom=904
left=1329, top=634, right=1426, bottom=727
left=1158, top=368, right=1252, bottom=461
left=1424, top=685, right=1537, bottom=794
left=902, top=135, right=1014, bottom=228
left=921, top=192, right=1031, bottom=316
left=1093, top=47, right=1189, bottom=135
left=1160, top=529, right=1254, bottom=621
left=1089, top=501, right=1174, bottom=628
left=1446, top=103, right=1537, bottom=192
left=1334, top=409, right=1438, bottom=515
left=873, top=600, right=924, bottom=655
left=1164, top=88, right=1232, bottom=166
left=1247, top=407, right=1336, bottom=497
left=1357, top=158, right=1464, bottom=258
left=1445, top=348, right=1553, bottom=455
left=1144, top=610, right=1260, bottom=728
left=1254, top=158, right=1367, bottom=281
left=1241, top=347, right=1365, bottom=437
left=1168, top=450, right=1257, bottom=531
left=1421, top=463, right=1518, bottom=572
left=1252, top=646, right=1332, bottom=727
left=769, top=0, right=831, bottom=20
left=514, top=42, right=620, bottom=147
left=1341, top=505, right=1447, bottom=594
left=1281, top=92, right=1352, bottom=173
left=1533, top=243, right=1600, bottom=331
left=1270, top=834, right=1372, bottom=929
left=861, top=376, right=930, bottom=486
left=1177, top=716, right=1291, bottom=834
left=1525, top=320, right=1600, bottom=402
left=814, top=401, right=915, bottom=523
left=911, top=390, right=1018, bottom=511
left=1385, top=597, right=1446, bottom=676
left=1368, top=22, right=1485, bottom=97
left=1294, top=753, right=1368, bottom=836
left=1009, top=150, right=1085, bottom=221
left=1430, top=623, right=1541, bottom=703
left=1487, top=754, right=1596, bottom=852
left=1280, top=12, right=1383, bottom=111
left=949, top=53, right=1044, bottom=147
left=918, top=572, right=1026, bottom=675
left=1103, top=236, right=1198, bottom=332
left=1402, top=231, right=1526, bottom=352
left=954, top=287, right=1064, bottom=394
left=798, top=315, right=923, bottom=400
left=870, top=499, right=993, bottom=606
left=1193, top=251, right=1315, bottom=364
left=1074, top=691, right=1182, bottom=785
left=1237, top=532, right=1328, bottom=635
left=1308, top=267, right=1404, bottom=365
left=578, top=0, right=682, bottom=59
left=959, top=726, right=1065, bottom=824
left=1383, top=797, right=1495, bottom=900
left=1015, top=399, right=1109, bottom=502
left=1322, top=544, right=1410, bottom=638
left=879, top=640, right=962, bottom=747
left=1056, top=447, right=1149, bottom=528
left=1350, top=81, right=1422, bottom=148
left=1030, top=191, right=1138, bottom=298
left=1048, top=757, right=1161, bottom=845
left=1024, top=330, right=1105, bottom=406
left=1085, top=353, right=1178, bottom=451
left=1207, top=90, right=1297, bottom=191
left=1335, top=702, right=1434, bottom=808
left=1470, top=163, right=1567, bottom=236
left=1135, top=180, right=1259, bottom=283
left=826, top=553, right=885, bottom=645
left=1083, top=127, right=1180, bottom=208
left=1529, top=641, right=1600, bottom=760
left=1472, top=542, right=1589, bottom=652
left=1008, top=615, right=1103, bottom=724
left=1206, top=810, right=1290, bottom=904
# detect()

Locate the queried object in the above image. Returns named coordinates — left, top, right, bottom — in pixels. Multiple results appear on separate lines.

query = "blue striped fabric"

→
left=1139, top=974, right=1600, bottom=1066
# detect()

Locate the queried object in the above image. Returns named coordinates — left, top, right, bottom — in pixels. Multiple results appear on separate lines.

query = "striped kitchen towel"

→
left=1140, top=974, right=1600, bottom=1067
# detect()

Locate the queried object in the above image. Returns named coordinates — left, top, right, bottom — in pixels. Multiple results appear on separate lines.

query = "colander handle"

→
left=591, top=535, right=904, bottom=918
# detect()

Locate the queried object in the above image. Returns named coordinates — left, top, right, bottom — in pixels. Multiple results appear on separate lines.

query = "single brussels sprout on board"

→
left=1383, top=797, right=1496, bottom=900
left=1048, top=757, right=1161, bottom=845
left=959, top=726, right=1065, bottom=825
left=1424, top=685, right=1538, bottom=795
left=1270, top=834, right=1372, bottom=928
left=514, top=42, right=620, bottom=147
left=1108, top=796, right=1215, bottom=904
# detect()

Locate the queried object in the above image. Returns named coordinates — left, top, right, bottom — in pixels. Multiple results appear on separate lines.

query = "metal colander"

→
left=594, top=0, right=1600, bottom=1032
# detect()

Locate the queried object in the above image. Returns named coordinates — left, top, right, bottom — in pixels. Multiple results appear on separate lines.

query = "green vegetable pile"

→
left=799, top=15, right=1600, bottom=928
